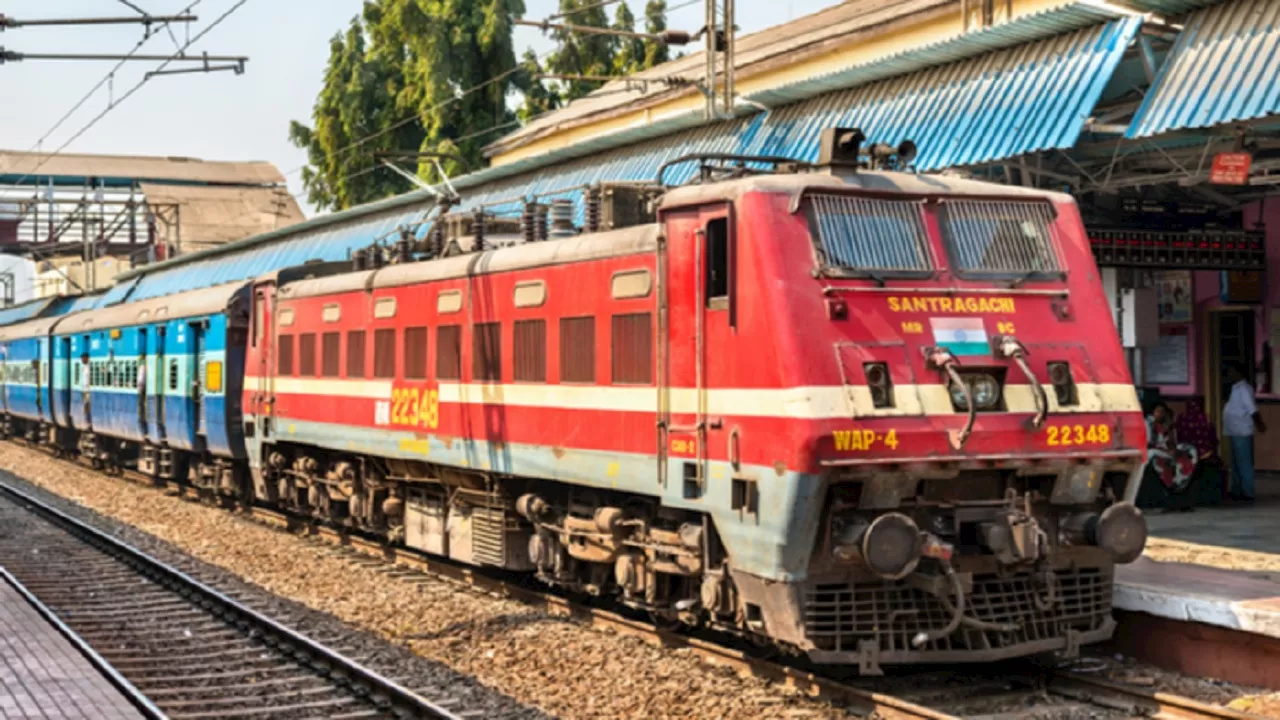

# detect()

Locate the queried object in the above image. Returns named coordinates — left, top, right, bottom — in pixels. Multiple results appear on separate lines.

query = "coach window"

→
left=473, top=323, right=501, bottom=382
left=404, top=327, right=428, bottom=380
left=374, top=329, right=396, bottom=379
left=514, top=319, right=546, bottom=382
left=299, top=333, right=317, bottom=377
left=347, top=330, right=366, bottom=378
left=278, top=335, right=295, bottom=376
left=322, top=332, right=341, bottom=378
left=705, top=217, right=731, bottom=313
left=437, top=326, right=461, bottom=380
left=611, top=313, right=653, bottom=384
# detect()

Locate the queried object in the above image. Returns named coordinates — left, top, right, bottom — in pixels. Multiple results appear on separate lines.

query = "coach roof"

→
left=278, top=224, right=660, bottom=301
left=0, top=314, right=79, bottom=342
left=63, top=281, right=250, bottom=333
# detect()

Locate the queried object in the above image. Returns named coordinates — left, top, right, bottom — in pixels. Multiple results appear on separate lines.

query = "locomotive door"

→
left=660, top=203, right=733, bottom=498
left=248, top=282, right=276, bottom=468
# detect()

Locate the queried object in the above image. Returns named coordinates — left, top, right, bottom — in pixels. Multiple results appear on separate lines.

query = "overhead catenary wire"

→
left=9, top=0, right=252, bottom=188
left=0, top=0, right=203, bottom=176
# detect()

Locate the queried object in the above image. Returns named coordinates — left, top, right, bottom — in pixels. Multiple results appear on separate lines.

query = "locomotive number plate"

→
left=1045, top=423, right=1111, bottom=447
left=379, top=386, right=440, bottom=430
left=832, top=428, right=900, bottom=452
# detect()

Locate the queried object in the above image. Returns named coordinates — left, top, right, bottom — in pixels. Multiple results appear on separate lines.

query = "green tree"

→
left=288, top=17, right=422, bottom=211
left=613, top=3, right=644, bottom=75
left=290, top=0, right=526, bottom=211
left=515, top=49, right=561, bottom=123
left=643, top=0, right=670, bottom=68
left=546, top=0, right=616, bottom=101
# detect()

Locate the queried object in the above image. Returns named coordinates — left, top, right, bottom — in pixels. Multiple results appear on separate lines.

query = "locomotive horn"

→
left=897, top=140, right=918, bottom=167
left=833, top=512, right=922, bottom=580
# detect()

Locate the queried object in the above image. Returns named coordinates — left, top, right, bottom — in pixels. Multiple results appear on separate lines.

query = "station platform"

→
left=0, top=574, right=144, bottom=719
left=1108, top=479, right=1280, bottom=689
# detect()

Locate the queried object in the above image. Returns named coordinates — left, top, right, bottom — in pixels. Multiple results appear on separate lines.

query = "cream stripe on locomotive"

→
left=254, top=376, right=1141, bottom=419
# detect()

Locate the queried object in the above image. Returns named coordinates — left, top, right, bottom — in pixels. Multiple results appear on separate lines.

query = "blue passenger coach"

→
left=57, top=281, right=252, bottom=480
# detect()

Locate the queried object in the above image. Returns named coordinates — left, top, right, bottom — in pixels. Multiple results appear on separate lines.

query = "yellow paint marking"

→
left=397, top=439, right=432, bottom=456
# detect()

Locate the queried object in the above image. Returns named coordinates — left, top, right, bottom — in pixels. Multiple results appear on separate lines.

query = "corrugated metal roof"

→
left=749, top=3, right=1129, bottom=106
left=1128, top=0, right=1280, bottom=138
left=125, top=202, right=434, bottom=302
left=0, top=298, right=55, bottom=327
left=137, top=183, right=305, bottom=247
left=0, top=150, right=287, bottom=186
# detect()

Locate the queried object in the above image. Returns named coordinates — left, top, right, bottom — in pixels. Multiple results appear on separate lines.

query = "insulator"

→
left=351, top=248, right=367, bottom=271
left=429, top=221, right=445, bottom=256
left=550, top=199, right=576, bottom=238
left=585, top=187, right=602, bottom=233
left=536, top=204, right=549, bottom=242
left=473, top=208, right=487, bottom=252
left=521, top=202, right=537, bottom=244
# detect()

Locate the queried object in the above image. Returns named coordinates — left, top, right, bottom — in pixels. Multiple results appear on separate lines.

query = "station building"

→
left=0, top=149, right=303, bottom=312
left=9, top=0, right=1280, bottom=464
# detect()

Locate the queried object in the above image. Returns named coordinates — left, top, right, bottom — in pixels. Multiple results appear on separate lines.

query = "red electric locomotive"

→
left=242, top=130, right=1147, bottom=672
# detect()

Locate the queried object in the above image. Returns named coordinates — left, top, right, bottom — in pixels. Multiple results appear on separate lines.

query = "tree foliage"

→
left=546, top=0, right=616, bottom=102
left=291, top=0, right=525, bottom=211
left=643, top=1, right=670, bottom=68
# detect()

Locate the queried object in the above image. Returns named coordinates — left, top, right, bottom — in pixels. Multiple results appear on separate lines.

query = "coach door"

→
left=659, top=203, right=733, bottom=499
left=56, top=336, right=72, bottom=428
left=190, top=321, right=207, bottom=439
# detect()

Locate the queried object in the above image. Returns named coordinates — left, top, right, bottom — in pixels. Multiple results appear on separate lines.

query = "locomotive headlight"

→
left=949, top=373, right=1001, bottom=411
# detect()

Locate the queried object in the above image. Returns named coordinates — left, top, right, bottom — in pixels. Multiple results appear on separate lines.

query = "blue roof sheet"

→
left=0, top=298, right=56, bottom=327
left=1129, top=0, right=1280, bottom=138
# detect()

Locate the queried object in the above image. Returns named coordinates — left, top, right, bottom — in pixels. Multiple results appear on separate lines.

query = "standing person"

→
left=1224, top=363, right=1266, bottom=503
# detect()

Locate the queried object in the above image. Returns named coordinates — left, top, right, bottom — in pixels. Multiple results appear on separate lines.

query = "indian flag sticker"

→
left=930, top=317, right=990, bottom=357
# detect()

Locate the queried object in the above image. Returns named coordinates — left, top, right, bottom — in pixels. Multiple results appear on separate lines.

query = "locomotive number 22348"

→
left=376, top=386, right=440, bottom=430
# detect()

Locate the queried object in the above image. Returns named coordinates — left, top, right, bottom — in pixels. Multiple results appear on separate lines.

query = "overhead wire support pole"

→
left=0, top=14, right=197, bottom=29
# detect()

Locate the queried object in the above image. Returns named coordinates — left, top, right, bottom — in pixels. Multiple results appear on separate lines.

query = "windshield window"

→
left=940, top=200, right=1061, bottom=276
left=808, top=194, right=932, bottom=275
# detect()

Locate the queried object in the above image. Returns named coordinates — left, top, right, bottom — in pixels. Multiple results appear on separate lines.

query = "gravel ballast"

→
left=0, top=444, right=848, bottom=719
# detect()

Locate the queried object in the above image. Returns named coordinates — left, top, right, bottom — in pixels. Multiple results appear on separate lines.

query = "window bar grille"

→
left=943, top=200, right=1061, bottom=275
left=810, top=195, right=931, bottom=273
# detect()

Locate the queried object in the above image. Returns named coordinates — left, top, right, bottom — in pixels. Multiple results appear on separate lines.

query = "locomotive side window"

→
left=705, top=217, right=730, bottom=309
left=514, top=320, right=547, bottom=383
left=373, top=329, right=397, bottom=379
left=253, top=291, right=265, bottom=347
left=404, top=327, right=428, bottom=380
left=321, top=332, right=341, bottom=378
left=437, top=326, right=462, bottom=380
left=938, top=200, right=1062, bottom=277
left=473, top=323, right=502, bottom=382
left=560, top=317, right=595, bottom=384
left=278, top=335, right=295, bottom=376
left=808, top=194, right=931, bottom=275
left=611, top=313, right=653, bottom=385
left=347, top=331, right=367, bottom=378
left=299, top=333, right=318, bottom=377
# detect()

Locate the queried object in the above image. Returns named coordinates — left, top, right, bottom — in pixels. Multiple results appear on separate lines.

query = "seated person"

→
left=1137, top=402, right=1204, bottom=511
left=1175, top=398, right=1225, bottom=506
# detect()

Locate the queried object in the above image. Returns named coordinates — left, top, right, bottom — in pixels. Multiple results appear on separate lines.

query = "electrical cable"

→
left=10, top=0, right=251, bottom=188
left=1, top=1, right=203, bottom=176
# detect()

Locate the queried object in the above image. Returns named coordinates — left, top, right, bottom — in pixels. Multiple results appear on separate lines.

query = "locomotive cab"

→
left=655, top=140, right=1145, bottom=671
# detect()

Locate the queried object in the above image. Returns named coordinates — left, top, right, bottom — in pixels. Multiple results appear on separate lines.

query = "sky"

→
left=1, top=0, right=844, bottom=223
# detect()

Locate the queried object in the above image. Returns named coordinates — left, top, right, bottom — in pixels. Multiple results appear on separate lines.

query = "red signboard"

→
left=1210, top=152, right=1252, bottom=185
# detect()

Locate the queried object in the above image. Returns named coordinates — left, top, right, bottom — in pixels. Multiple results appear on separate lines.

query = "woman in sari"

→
left=1137, top=403, right=1202, bottom=511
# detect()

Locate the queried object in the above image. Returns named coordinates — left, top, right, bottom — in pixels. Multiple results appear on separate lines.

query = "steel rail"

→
left=0, top=566, right=166, bottom=719
left=2, top=441, right=1266, bottom=720
left=0, top=480, right=463, bottom=720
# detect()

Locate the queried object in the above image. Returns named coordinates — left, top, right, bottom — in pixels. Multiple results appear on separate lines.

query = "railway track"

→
left=2, top=446, right=1268, bottom=720
left=0, top=481, right=465, bottom=720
